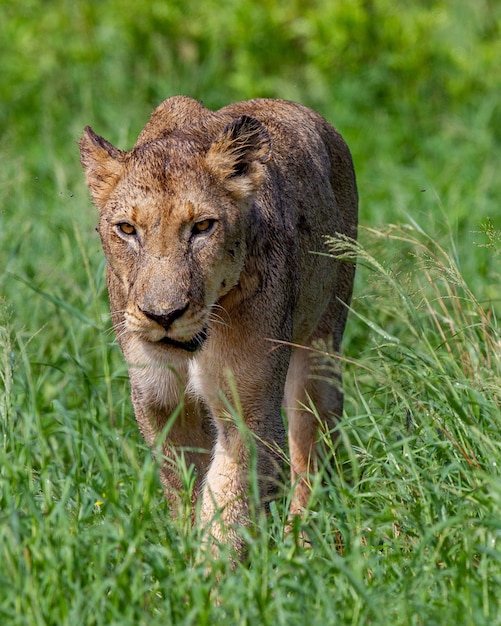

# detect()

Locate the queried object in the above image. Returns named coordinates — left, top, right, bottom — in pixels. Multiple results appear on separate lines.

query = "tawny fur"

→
left=80, top=96, right=358, bottom=556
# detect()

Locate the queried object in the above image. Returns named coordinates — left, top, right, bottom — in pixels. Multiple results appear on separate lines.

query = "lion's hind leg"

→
left=284, top=341, right=343, bottom=516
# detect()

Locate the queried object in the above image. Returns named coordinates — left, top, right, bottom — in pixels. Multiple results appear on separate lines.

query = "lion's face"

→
left=100, top=154, right=247, bottom=354
left=80, top=114, right=271, bottom=359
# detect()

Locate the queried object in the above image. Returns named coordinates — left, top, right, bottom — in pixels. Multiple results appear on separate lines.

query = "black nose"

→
left=140, top=303, right=189, bottom=331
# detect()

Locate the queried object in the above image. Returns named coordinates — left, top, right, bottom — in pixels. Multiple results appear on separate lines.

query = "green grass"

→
left=2, top=1, right=501, bottom=624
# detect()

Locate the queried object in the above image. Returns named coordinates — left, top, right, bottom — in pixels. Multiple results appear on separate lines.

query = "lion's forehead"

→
left=122, top=160, right=206, bottom=195
left=111, top=164, right=214, bottom=218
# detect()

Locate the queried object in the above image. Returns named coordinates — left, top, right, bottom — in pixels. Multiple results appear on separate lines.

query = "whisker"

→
left=115, top=327, right=130, bottom=342
left=209, top=312, right=229, bottom=328
left=110, top=319, right=128, bottom=341
left=209, top=303, right=231, bottom=328
left=104, top=308, right=128, bottom=338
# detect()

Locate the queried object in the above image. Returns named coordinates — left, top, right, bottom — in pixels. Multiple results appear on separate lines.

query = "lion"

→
left=79, top=96, right=358, bottom=556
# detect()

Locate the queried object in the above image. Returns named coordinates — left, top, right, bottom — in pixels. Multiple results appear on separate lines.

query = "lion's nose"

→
left=140, top=303, right=189, bottom=331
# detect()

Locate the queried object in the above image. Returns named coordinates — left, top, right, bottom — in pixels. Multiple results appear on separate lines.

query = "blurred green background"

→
left=3, top=1, right=501, bottom=201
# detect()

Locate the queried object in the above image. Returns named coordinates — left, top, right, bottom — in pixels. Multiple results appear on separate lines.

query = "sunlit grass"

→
left=2, top=218, right=501, bottom=624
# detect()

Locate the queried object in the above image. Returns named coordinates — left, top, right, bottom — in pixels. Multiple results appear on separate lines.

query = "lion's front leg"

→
left=198, top=346, right=289, bottom=557
left=200, top=415, right=285, bottom=557
left=130, top=382, right=214, bottom=510
left=200, top=432, right=252, bottom=556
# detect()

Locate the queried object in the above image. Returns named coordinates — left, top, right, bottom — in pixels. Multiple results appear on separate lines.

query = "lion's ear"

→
left=206, top=115, right=271, bottom=200
left=79, top=126, right=125, bottom=208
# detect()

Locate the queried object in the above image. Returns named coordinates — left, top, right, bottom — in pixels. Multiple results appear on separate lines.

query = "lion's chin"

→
left=157, top=328, right=208, bottom=353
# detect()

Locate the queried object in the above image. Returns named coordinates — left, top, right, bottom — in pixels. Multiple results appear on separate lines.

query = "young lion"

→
left=80, top=96, right=358, bottom=555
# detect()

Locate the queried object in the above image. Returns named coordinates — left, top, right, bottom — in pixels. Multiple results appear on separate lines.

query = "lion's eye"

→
left=117, top=222, right=136, bottom=236
left=192, top=219, right=215, bottom=235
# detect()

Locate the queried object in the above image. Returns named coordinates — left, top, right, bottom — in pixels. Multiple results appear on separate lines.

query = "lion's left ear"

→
left=206, top=115, right=271, bottom=200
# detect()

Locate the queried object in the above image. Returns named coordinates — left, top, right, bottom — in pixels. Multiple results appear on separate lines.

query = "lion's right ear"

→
left=205, top=115, right=271, bottom=201
left=79, top=126, right=125, bottom=208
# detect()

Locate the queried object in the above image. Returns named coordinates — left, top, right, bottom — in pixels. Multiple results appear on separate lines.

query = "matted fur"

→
left=80, top=96, right=358, bottom=556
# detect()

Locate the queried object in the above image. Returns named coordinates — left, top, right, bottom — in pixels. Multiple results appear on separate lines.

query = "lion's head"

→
left=80, top=109, right=271, bottom=360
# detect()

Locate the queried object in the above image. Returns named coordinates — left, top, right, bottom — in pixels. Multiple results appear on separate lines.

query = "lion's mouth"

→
left=157, top=328, right=208, bottom=353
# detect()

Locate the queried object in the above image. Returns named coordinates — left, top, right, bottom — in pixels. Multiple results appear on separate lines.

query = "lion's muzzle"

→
left=137, top=304, right=208, bottom=352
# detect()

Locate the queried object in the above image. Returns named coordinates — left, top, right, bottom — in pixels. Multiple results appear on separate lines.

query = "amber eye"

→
left=117, top=222, right=136, bottom=236
left=192, top=219, right=215, bottom=235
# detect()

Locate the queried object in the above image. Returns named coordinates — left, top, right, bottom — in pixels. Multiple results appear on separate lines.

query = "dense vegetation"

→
left=1, top=1, right=501, bottom=624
